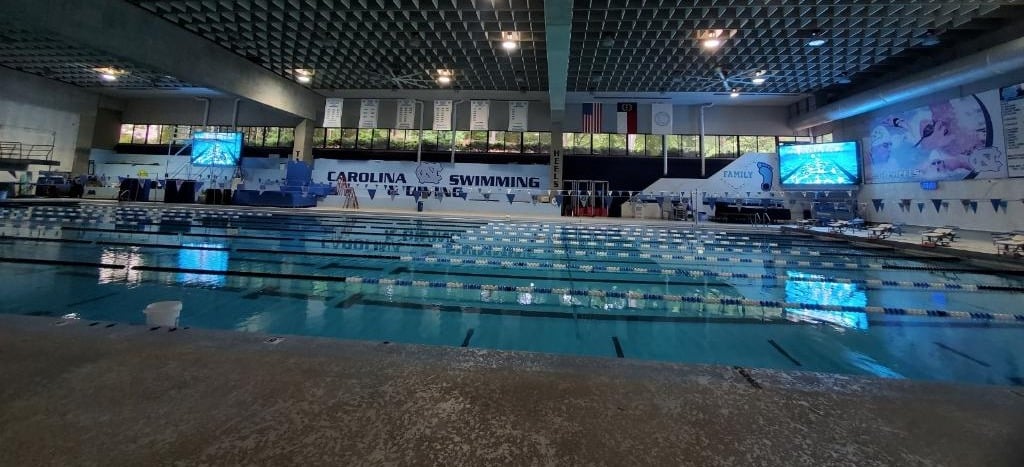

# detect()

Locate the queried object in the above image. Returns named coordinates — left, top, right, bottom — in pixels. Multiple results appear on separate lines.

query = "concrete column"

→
left=71, top=114, right=96, bottom=175
left=294, top=119, right=315, bottom=164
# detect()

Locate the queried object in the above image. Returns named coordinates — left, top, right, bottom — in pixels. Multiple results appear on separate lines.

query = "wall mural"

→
left=866, top=90, right=1007, bottom=183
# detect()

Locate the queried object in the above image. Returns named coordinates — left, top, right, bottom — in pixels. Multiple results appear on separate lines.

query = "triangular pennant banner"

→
left=916, top=202, right=925, bottom=213
left=603, top=195, right=613, bottom=208
left=555, top=194, right=565, bottom=206
left=506, top=193, right=516, bottom=204
left=991, top=199, right=1002, bottom=212
left=932, top=199, right=943, bottom=213
left=970, top=201, right=978, bottom=213
left=872, top=199, right=883, bottom=212
left=483, top=192, right=492, bottom=201
left=458, top=191, right=468, bottom=200
left=412, top=189, right=421, bottom=201
left=961, top=199, right=971, bottom=211
left=1000, top=200, right=1009, bottom=210
left=366, top=188, right=376, bottom=200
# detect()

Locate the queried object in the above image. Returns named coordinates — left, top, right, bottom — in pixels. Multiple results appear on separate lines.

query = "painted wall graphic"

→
left=866, top=90, right=1006, bottom=183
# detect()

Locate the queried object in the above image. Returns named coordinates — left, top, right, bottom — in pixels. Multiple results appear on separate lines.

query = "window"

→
left=668, top=135, right=698, bottom=157
left=278, top=128, right=295, bottom=147
left=326, top=129, right=343, bottom=149
left=717, top=135, right=738, bottom=158
left=816, top=133, right=834, bottom=143
left=356, top=129, right=373, bottom=150
left=757, top=136, right=777, bottom=153
left=264, top=127, right=280, bottom=147
left=644, top=134, right=663, bottom=157
left=119, top=124, right=134, bottom=144
left=778, top=135, right=813, bottom=143
left=247, top=127, right=266, bottom=147
left=313, top=128, right=326, bottom=148
left=372, top=129, right=389, bottom=150
left=592, top=133, right=610, bottom=156
left=627, top=134, right=644, bottom=156
left=453, top=131, right=473, bottom=152
left=738, top=136, right=758, bottom=155
left=469, top=131, right=488, bottom=152
left=437, top=130, right=453, bottom=150
left=489, top=131, right=506, bottom=152
left=703, top=135, right=719, bottom=158
left=523, top=132, right=541, bottom=153
left=503, top=131, right=522, bottom=153
left=608, top=133, right=627, bottom=156
left=340, top=129, right=357, bottom=149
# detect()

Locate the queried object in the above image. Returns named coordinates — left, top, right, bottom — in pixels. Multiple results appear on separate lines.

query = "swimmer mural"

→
left=867, top=90, right=1007, bottom=183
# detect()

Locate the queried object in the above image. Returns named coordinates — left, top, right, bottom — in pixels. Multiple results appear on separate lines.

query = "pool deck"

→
left=1, top=314, right=1022, bottom=466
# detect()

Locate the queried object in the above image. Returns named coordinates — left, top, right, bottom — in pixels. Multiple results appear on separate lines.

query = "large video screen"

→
left=779, top=141, right=860, bottom=186
left=191, top=132, right=242, bottom=167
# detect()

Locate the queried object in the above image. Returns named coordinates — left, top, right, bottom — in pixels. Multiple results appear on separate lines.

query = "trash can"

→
left=143, top=301, right=182, bottom=327
left=417, top=201, right=424, bottom=212
left=698, top=212, right=707, bottom=222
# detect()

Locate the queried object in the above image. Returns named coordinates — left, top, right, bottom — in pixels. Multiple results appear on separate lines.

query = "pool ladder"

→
left=750, top=212, right=771, bottom=229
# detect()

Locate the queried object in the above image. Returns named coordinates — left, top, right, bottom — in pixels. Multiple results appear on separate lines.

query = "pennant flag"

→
left=412, top=189, right=421, bottom=201
left=582, top=102, right=603, bottom=132
left=603, top=195, right=614, bottom=208
left=367, top=188, right=377, bottom=200
left=531, top=194, right=539, bottom=205
left=991, top=199, right=1003, bottom=212
left=961, top=199, right=971, bottom=211
left=932, top=199, right=943, bottom=213
left=872, top=199, right=884, bottom=212
left=616, top=102, right=638, bottom=134
left=506, top=192, right=516, bottom=204
left=970, top=201, right=978, bottom=213
left=482, top=192, right=492, bottom=201
left=916, top=202, right=925, bottom=213
left=1001, top=200, right=1009, bottom=210
left=555, top=194, right=565, bottom=206
left=457, top=191, right=468, bottom=200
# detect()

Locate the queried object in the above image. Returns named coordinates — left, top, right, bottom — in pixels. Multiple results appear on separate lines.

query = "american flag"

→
left=582, top=103, right=602, bottom=132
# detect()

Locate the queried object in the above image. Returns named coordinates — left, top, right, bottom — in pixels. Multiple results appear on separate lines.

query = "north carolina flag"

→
left=616, top=102, right=637, bottom=134
left=582, top=103, right=602, bottom=132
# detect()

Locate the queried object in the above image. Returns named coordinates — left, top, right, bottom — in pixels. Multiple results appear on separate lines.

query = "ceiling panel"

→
left=126, top=0, right=548, bottom=91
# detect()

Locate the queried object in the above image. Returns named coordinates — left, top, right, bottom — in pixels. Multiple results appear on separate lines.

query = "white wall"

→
left=563, top=103, right=793, bottom=135
left=830, top=67, right=1024, bottom=232
left=121, top=97, right=303, bottom=127
left=0, top=67, right=110, bottom=171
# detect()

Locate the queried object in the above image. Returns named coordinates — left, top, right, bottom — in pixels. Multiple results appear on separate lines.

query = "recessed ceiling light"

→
left=437, top=75, right=452, bottom=84
left=730, top=89, right=740, bottom=98
left=100, top=73, right=118, bottom=82
left=502, top=39, right=518, bottom=50
left=807, top=38, right=827, bottom=47
left=294, top=68, right=314, bottom=83
left=93, top=67, right=125, bottom=82
left=297, top=75, right=312, bottom=84
left=702, top=38, right=722, bottom=49
left=436, top=69, right=454, bottom=85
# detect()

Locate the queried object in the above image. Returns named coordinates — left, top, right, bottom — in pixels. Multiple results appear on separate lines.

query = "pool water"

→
left=1, top=202, right=1023, bottom=386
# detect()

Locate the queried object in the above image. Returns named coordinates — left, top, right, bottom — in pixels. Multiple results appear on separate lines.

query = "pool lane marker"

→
left=733, top=366, right=762, bottom=389
left=460, top=329, right=475, bottom=347
left=767, top=339, right=802, bottom=367
left=611, top=336, right=625, bottom=358
left=934, top=342, right=991, bottom=367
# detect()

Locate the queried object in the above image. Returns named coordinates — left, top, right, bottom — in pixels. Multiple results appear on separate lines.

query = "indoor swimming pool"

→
left=1, top=202, right=1023, bottom=387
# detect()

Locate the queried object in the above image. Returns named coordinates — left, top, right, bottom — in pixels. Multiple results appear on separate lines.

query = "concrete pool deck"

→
left=1, top=314, right=1022, bottom=466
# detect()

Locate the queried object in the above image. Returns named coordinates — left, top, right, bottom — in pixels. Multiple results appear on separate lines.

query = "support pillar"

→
left=294, top=119, right=315, bottom=164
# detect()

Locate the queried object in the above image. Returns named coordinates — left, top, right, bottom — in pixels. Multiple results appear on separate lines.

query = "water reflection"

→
left=98, top=247, right=144, bottom=285
left=177, top=243, right=229, bottom=286
left=785, top=271, right=868, bottom=330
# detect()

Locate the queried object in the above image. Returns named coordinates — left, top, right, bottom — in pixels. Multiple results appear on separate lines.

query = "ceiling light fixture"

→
left=730, top=89, right=740, bottom=98
left=698, top=29, right=728, bottom=50
left=751, top=70, right=767, bottom=85
left=294, top=68, right=315, bottom=84
left=702, top=38, right=722, bottom=49
left=751, top=77, right=766, bottom=85
left=436, top=69, right=454, bottom=85
left=807, top=38, right=826, bottom=47
left=501, top=32, right=519, bottom=51
left=93, top=67, right=125, bottom=82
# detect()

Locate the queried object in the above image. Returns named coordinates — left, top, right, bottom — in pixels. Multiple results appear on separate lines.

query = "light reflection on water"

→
left=98, top=247, right=145, bottom=285
left=177, top=243, right=229, bottom=287
left=785, top=270, right=869, bottom=330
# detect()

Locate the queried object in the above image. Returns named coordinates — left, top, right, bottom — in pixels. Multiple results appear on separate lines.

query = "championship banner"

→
left=433, top=100, right=453, bottom=131
left=395, top=99, right=417, bottom=129
left=651, top=103, right=673, bottom=135
left=323, top=98, right=343, bottom=128
left=508, top=101, right=529, bottom=132
left=357, top=99, right=379, bottom=129
left=313, top=160, right=550, bottom=200
left=470, top=100, right=490, bottom=131
left=1000, top=83, right=1024, bottom=177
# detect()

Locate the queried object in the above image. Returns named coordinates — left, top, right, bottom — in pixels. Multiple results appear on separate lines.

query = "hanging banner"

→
left=866, top=90, right=1006, bottom=183
left=651, top=103, right=673, bottom=135
left=323, top=98, right=343, bottom=128
left=508, top=101, right=529, bottom=132
left=1000, top=83, right=1024, bottom=177
left=358, top=99, right=379, bottom=129
left=433, top=100, right=453, bottom=131
left=470, top=100, right=490, bottom=131
left=396, top=99, right=417, bottom=129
